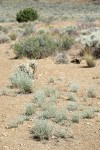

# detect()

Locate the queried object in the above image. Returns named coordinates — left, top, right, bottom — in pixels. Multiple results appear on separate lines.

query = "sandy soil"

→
left=0, top=23, right=100, bottom=150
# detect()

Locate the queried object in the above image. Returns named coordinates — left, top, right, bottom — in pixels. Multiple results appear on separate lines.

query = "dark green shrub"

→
left=14, top=34, right=57, bottom=59
left=16, top=8, right=39, bottom=22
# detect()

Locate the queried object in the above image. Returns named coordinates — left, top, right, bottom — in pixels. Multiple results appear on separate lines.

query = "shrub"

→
left=44, top=86, right=57, bottom=97
left=58, top=34, right=74, bottom=51
left=76, top=30, right=100, bottom=58
left=82, top=108, right=95, bottom=119
left=72, top=113, right=79, bottom=123
left=54, top=128, right=67, bottom=139
left=25, top=103, right=35, bottom=116
left=0, top=26, right=8, bottom=33
left=67, top=102, right=78, bottom=111
left=14, top=34, right=56, bottom=59
left=87, top=87, right=96, bottom=98
left=31, top=120, right=53, bottom=140
left=0, top=32, right=10, bottom=44
left=9, top=33, right=17, bottom=41
left=10, top=63, right=34, bottom=93
left=34, top=90, right=46, bottom=107
left=54, top=52, right=70, bottom=64
left=40, top=105, right=58, bottom=119
left=70, top=82, right=79, bottom=93
left=53, top=109, right=67, bottom=123
left=16, top=8, right=38, bottom=22
left=68, top=93, right=77, bottom=101
left=8, top=115, right=29, bottom=128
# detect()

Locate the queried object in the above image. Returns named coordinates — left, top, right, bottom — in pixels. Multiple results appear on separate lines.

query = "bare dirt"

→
left=0, top=22, right=100, bottom=150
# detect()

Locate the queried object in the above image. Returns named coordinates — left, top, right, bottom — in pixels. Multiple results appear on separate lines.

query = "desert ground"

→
left=0, top=0, right=100, bottom=150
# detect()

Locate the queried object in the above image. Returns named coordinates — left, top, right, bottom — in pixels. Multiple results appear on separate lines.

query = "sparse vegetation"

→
left=72, top=113, right=79, bottom=123
left=0, top=0, right=100, bottom=149
left=54, top=128, right=68, bottom=139
left=67, top=102, right=78, bottom=111
left=34, top=90, right=46, bottom=107
left=25, top=103, right=35, bottom=116
left=0, top=32, right=10, bottom=44
left=82, top=108, right=95, bottom=119
left=10, top=63, right=34, bottom=93
left=87, top=87, right=96, bottom=98
left=9, top=33, right=17, bottom=41
left=70, top=82, right=79, bottom=93
left=31, top=120, right=53, bottom=140
left=68, top=93, right=77, bottom=101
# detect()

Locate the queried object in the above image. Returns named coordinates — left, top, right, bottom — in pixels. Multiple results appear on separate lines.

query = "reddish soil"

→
left=0, top=22, right=100, bottom=150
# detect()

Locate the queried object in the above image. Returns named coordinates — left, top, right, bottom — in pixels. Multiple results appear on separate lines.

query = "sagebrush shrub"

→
left=57, top=34, right=74, bottom=51
left=16, top=8, right=39, bottom=22
left=10, top=62, right=35, bottom=93
left=82, top=108, right=95, bottom=119
left=25, top=103, right=35, bottom=116
left=76, top=30, right=100, bottom=58
left=34, top=90, right=46, bottom=107
left=14, top=34, right=56, bottom=59
left=31, top=120, right=53, bottom=140
left=87, top=87, right=96, bottom=98
left=0, top=32, right=10, bottom=44
left=70, top=82, right=79, bottom=93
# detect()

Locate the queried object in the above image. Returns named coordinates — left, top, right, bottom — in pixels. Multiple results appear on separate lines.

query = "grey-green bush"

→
left=10, top=63, right=34, bottom=93
left=31, top=120, right=53, bottom=140
left=14, top=34, right=57, bottom=59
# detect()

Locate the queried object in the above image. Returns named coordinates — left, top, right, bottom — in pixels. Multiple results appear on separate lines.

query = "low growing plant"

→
left=25, top=103, right=35, bottom=116
left=87, top=87, right=96, bottom=98
left=31, top=119, right=53, bottom=140
left=82, top=108, right=95, bottom=119
left=10, top=64, right=34, bottom=93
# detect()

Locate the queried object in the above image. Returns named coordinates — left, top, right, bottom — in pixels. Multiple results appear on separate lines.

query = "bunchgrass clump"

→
left=8, top=115, right=29, bottom=128
left=72, top=113, right=79, bottom=123
left=31, top=119, right=53, bottom=140
left=40, top=105, right=58, bottom=119
left=54, top=128, right=67, bottom=139
left=82, top=108, right=95, bottom=119
left=67, top=102, right=78, bottom=111
left=68, top=93, right=77, bottom=101
left=9, top=33, right=17, bottom=41
left=25, top=103, right=35, bottom=116
left=34, top=90, right=46, bottom=107
left=53, top=109, right=67, bottom=123
left=70, top=82, right=79, bottom=93
left=0, top=32, right=10, bottom=44
left=84, top=52, right=96, bottom=68
left=87, top=87, right=96, bottom=98
left=44, top=86, right=57, bottom=97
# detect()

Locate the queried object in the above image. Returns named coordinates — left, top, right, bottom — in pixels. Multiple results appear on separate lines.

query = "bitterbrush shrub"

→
left=16, top=8, right=39, bottom=22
